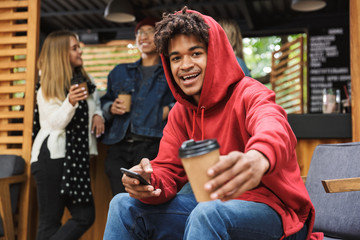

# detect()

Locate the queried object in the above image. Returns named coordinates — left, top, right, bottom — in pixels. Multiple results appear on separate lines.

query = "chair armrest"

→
left=0, top=174, right=26, bottom=185
left=0, top=173, right=26, bottom=239
left=322, top=177, right=360, bottom=193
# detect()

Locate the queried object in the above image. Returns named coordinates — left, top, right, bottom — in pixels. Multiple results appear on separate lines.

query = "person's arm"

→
left=100, top=70, right=116, bottom=121
left=91, top=91, right=105, bottom=137
left=205, top=150, right=269, bottom=202
left=123, top=104, right=189, bottom=204
left=141, top=105, right=191, bottom=204
left=101, top=68, right=129, bottom=119
left=162, top=102, right=175, bottom=120
left=206, top=81, right=295, bottom=202
left=90, top=75, right=105, bottom=119
left=39, top=83, right=88, bottom=131
left=38, top=88, right=77, bottom=130
left=102, top=101, right=113, bottom=121
left=122, top=158, right=161, bottom=199
left=242, top=83, right=297, bottom=175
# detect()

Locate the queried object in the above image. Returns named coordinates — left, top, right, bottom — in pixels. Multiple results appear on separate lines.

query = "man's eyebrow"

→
left=169, top=51, right=179, bottom=58
left=189, top=45, right=205, bottom=51
left=169, top=45, right=205, bottom=57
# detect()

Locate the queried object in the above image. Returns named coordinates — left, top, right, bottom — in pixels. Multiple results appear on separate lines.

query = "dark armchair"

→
left=305, top=142, right=360, bottom=239
left=0, top=155, right=26, bottom=240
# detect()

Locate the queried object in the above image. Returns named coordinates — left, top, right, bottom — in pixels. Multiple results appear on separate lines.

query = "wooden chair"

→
left=305, top=142, right=360, bottom=239
left=0, top=155, right=26, bottom=240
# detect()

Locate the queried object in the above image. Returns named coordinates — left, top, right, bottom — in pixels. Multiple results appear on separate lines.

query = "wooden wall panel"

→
left=350, top=0, right=360, bottom=142
left=0, top=0, right=40, bottom=239
left=271, top=37, right=305, bottom=114
left=81, top=40, right=140, bottom=93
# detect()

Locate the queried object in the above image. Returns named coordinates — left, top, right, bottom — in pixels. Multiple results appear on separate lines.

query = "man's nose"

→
left=138, top=33, right=147, bottom=39
left=180, top=56, right=194, bottom=69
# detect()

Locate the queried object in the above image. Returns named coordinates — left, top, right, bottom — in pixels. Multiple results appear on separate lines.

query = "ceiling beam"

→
left=41, top=9, right=104, bottom=17
left=237, top=0, right=254, bottom=29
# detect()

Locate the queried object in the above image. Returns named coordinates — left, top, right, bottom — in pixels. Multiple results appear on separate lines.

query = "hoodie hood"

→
left=160, top=10, right=245, bottom=110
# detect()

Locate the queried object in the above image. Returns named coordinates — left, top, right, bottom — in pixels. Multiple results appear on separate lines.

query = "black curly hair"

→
left=154, top=6, right=210, bottom=57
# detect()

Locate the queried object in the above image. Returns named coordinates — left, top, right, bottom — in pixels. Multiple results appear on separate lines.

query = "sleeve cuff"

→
left=102, top=101, right=113, bottom=120
left=65, top=95, right=78, bottom=109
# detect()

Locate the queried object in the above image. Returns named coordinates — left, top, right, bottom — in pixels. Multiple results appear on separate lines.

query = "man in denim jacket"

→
left=100, top=18, right=175, bottom=196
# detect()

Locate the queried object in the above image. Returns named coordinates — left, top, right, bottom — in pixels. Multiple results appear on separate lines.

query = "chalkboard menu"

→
left=308, top=26, right=351, bottom=113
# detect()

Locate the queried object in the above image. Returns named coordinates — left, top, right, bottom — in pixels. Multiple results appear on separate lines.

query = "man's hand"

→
left=110, top=97, right=128, bottom=115
left=205, top=150, right=270, bottom=201
left=122, top=158, right=162, bottom=199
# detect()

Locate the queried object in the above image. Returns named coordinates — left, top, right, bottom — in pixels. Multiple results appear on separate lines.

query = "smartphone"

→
left=120, top=168, right=150, bottom=185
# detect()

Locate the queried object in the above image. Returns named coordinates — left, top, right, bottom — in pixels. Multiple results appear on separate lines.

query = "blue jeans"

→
left=103, top=188, right=307, bottom=240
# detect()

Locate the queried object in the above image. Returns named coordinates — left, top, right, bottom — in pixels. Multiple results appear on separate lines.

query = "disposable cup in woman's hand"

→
left=71, top=69, right=88, bottom=97
left=76, top=81, right=88, bottom=95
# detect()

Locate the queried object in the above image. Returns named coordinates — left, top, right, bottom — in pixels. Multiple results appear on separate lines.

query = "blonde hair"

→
left=37, top=31, right=88, bottom=101
left=218, top=19, right=244, bottom=60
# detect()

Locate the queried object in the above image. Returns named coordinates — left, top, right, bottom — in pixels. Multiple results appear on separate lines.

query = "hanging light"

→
left=291, top=0, right=327, bottom=12
left=104, top=0, right=135, bottom=23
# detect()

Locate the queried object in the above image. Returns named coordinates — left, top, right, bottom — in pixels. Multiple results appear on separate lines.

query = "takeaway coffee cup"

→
left=118, top=91, right=132, bottom=112
left=77, top=81, right=88, bottom=94
left=179, top=139, right=220, bottom=202
left=71, top=70, right=88, bottom=95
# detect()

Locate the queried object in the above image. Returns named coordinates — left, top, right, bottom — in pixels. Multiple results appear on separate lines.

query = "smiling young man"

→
left=168, top=34, right=207, bottom=103
left=103, top=7, right=323, bottom=240
left=100, top=18, right=175, bottom=196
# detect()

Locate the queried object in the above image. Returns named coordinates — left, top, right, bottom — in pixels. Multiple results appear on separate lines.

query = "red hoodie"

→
left=141, top=10, right=323, bottom=240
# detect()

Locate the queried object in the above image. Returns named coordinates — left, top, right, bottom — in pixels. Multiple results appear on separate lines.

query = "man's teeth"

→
left=183, top=74, right=198, bottom=80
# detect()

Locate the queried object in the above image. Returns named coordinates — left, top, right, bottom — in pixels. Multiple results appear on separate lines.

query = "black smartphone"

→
left=120, top=168, right=150, bottom=185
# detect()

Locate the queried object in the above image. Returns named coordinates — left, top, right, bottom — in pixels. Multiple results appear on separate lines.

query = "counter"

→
left=288, top=113, right=352, bottom=139
left=287, top=113, right=352, bottom=175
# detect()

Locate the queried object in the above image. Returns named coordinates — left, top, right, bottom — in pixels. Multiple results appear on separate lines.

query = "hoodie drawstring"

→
left=191, top=109, right=196, bottom=139
left=200, top=106, right=205, bottom=140
left=191, top=107, right=205, bottom=140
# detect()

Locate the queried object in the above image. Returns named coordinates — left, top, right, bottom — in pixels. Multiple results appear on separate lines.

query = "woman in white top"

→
left=31, top=30, right=104, bottom=240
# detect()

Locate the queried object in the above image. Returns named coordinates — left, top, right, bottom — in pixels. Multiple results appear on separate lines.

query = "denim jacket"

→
left=100, top=59, right=175, bottom=145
